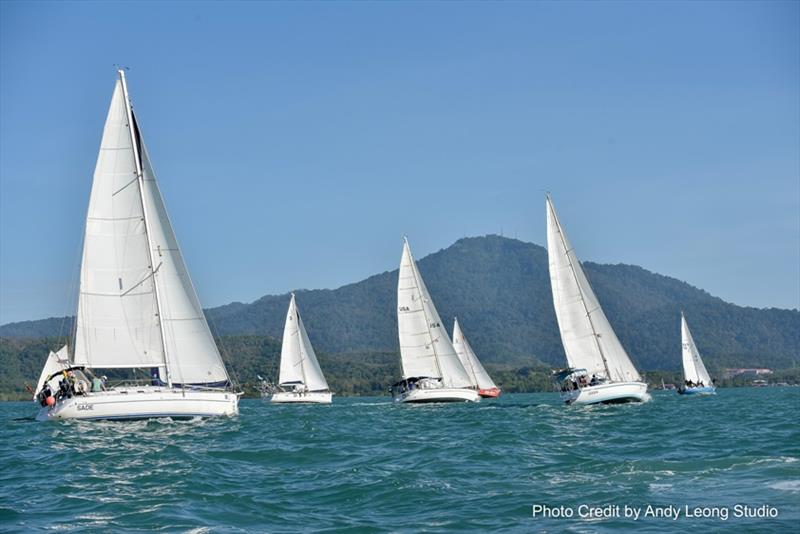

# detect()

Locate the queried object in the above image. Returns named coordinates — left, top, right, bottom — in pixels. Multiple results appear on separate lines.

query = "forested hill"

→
left=1, top=235, right=798, bottom=371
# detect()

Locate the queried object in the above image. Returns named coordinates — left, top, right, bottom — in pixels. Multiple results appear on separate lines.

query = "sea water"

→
left=0, top=388, right=798, bottom=532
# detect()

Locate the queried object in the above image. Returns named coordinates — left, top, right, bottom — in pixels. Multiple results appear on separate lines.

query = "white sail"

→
left=75, top=72, right=229, bottom=386
left=452, top=319, right=498, bottom=390
left=34, top=345, right=69, bottom=398
left=397, top=239, right=472, bottom=388
left=546, top=196, right=641, bottom=382
left=681, top=313, right=712, bottom=385
left=73, top=79, right=165, bottom=369
left=278, top=294, right=329, bottom=391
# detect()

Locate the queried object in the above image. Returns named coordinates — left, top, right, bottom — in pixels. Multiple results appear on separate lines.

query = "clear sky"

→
left=1, top=0, right=798, bottom=324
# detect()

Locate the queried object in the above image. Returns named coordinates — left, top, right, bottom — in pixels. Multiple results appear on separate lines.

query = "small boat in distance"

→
left=546, top=194, right=648, bottom=405
left=391, top=238, right=480, bottom=403
left=452, top=318, right=501, bottom=398
left=33, top=71, right=239, bottom=421
left=677, top=312, right=716, bottom=396
left=270, top=294, right=333, bottom=404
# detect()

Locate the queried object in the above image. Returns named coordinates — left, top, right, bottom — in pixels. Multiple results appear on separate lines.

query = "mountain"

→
left=2, top=235, right=798, bottom=373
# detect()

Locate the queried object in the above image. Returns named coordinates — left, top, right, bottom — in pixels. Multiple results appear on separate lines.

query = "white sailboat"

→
left=678, top=312, right=716, bottom=395
left=452, top=318, right=501, bottom=398
left=391, top=238, right=480, bottom=403
left=546, top=195, right=648, bottom=405
left=270, top=294, right=333, bottom=404
left=33, top=71, right=239, bottom=421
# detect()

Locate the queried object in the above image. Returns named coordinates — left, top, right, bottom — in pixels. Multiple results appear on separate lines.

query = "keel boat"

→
left=270, top=294, right=333, bottom=404
left=452, top=318, right=501, bottom=398
left=33, top=71, right=239, bottom=421
left=391, top=238, right=480, bottom=403
left=546, top=195, right=648, bottom=405
left=677, top=312, right=716, bottom=395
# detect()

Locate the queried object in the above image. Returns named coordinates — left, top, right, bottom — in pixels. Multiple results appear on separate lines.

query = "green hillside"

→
left=1, top=235, right=798, bottom=398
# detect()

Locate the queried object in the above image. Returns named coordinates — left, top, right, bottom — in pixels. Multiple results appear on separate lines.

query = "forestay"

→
left=452, top=318, right=497, bottom=390
left=278, top=294, right=329, bottom=391
left=681, top=313, right=712, bottom=385
left=546, top=196, right=641, bottom=383
left=397, top=239, right=472, bottom=388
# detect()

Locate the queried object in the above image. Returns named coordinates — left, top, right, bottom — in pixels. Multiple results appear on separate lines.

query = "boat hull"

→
left=270, top=391, right=332, bottom=404
left=36, top=386, right=239, bottom=421
left=393, top=387, right=480, bottom=403
left=561, top=381, right=648, bottom=405
left=478, top=387, right=501, bottom=398
left=678, top=386, right=716, bottom=396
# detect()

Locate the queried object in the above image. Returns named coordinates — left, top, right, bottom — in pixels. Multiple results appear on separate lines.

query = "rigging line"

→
left=120, top=262, right=162, bottom=296
left=112, top=177, right=138, bottom=197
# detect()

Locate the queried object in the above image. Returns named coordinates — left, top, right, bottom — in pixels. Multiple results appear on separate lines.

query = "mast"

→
left=404, top=237, right=444, bottom=380
left=547, top=195, right=612, bottom=380
left=118, top=69, right=172, bottom=387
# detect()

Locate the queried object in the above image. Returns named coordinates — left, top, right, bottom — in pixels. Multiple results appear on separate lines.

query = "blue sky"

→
left=1, top=0, right=798, bottom=324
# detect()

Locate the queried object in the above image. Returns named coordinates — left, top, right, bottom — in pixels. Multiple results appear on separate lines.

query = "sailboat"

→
left=270, top=294, right=333, bottom=404
left=33, top=71, right=239, bottom=421
left=452, top=318, right=501, bottom=398
left=546, top=195, right=648, bottom=405
left=677, top=312, right=716, bottom=395
left=391, top=238, right=480, bottom=403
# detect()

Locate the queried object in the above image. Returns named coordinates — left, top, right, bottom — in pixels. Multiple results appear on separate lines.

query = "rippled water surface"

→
left=1, top=388, right=798, bottom=532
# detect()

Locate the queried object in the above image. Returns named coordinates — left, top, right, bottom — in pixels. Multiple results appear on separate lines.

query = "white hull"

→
left=561, top=381, right=648, bottom=405
left=36, top=386, right=239, bottom=421
left=393, top=387, right=480, bottom=403
left=270, top=391, right=332, bottom=404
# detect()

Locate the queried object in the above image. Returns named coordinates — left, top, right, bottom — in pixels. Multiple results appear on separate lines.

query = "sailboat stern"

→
left=270, top=390, right=333, bottom=404
left=563, top=381, right=649, bottom=405
left=478, top=387, right=502, bottom=398
left=391, top=377, right=481, bottom=403
left=36, top=386, right=240, bottom=421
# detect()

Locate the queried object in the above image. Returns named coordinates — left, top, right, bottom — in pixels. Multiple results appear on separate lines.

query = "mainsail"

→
left=73, top=71, right=229, bottom=386
left=397, top=238, right=472, bottom=388
left=452, top=318, right=497, bottom=390
left=278, top=294, right=329, bottom=392
left=546, top=195, right=641, bottom=383
left=681, top=313, right=712, bottom=385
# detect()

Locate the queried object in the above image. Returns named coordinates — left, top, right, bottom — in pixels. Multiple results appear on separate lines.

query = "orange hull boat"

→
left=478, top=388, right=501, bottom=398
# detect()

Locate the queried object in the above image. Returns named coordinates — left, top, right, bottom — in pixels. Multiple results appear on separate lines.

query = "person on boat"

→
left=589, top=374, right=598, bottom=386
left=91, top=375, right=105, bottom=392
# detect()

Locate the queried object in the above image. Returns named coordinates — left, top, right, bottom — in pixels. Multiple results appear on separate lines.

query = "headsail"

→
left=546, top=195, right=641, bottom=382
left=34, top=345, right=69, bottom=398
left=681, top=313, right=712, bottom=385
left=452, top=318, right=498, bottom=390
left=397, top=239, right=472, bottom=388
left=278, top=294, right=329, bottom=391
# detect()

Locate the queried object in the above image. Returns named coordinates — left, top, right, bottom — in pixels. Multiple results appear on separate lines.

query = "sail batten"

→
left=546, top=196, right=641, bottom=383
